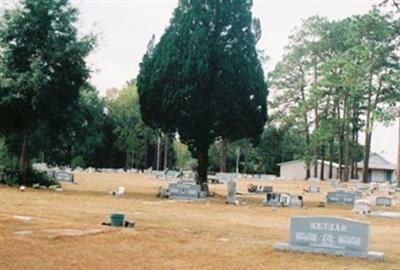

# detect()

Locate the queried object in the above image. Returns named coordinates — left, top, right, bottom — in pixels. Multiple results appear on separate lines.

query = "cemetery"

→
left=1, top=172, right=399, bottom=269
left=1, top=0, right=400, bottom=269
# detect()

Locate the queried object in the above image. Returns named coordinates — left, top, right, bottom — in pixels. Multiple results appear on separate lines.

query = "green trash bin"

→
left=110, top=213, right=125, bottom=227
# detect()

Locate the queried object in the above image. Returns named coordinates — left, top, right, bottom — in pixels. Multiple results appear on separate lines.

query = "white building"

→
left=278, top=153, right=396, bottom=183
left=278, top=160, right=340, bottom=180
left=356, top=153, right=395, bottom=183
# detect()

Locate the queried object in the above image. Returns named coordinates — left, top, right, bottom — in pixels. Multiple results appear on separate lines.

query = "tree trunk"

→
left=337, top=108, right=343, bottom=181
left=305, top=131, right=311, bottom=179
left=350, top=162, right=355, bottom=180
left=343, top=134, right=350, bottom=182
left=220, top=139, right=227, bottom=173
left=338, top=137, right=343, bottom=181
left=313, top=61, right=319, bottom=179
left=362, top=132, right=372, bottom=183
left=19, top=128, right=29, bottom=185
left=299, top=82, right=310, bottom=180
left=163, top=135, right=168, bottom=170
left=235, top=147, right=240, bottom=174
left=328, top=139, right=334, bottom=179
left=354, top=131, right=359, bottom=179
left=313, top=106, right=319, bottom=178
left=362, top=74, right=375, bottom=183
left=196, top=146, right=209, bottom=192
left=144, top=138, right=148, bottom=169
left=125, top=150, right=130, bottom=169
left=343, top=97, right=350, bottom=182
left=320, top=145, right=325, bottom=180
left=131, top=150, right=135, bottom=169
left=350, top=107, right=358, bottom=180
left=156, top=136, right=161, bottom=171
left=313, top=151, right=318, bottom=178
left=244, top=149, right=248, bottom=174
left=397, top=116, right=400, bottom=185
left=362, top=90, right=373, bottom=183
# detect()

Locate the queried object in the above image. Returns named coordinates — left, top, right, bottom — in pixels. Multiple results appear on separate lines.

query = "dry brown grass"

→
left=0, top=173, right=399, bottom=270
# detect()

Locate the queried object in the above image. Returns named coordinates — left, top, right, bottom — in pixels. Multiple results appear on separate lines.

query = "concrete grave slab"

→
left=369, top=211, right=400, bottom=220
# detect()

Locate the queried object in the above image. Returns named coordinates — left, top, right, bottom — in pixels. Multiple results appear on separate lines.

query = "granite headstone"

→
left=274, top=216, right=384, bottom=261
left=226, top=181, right=237, bottom=204
left=168, top=182, right=206, bottom=200
left=326, top=190, right=356, bottom=205
left=55, top=171, right=74, bottom=182
left=376, top=197, right=392, bottom=207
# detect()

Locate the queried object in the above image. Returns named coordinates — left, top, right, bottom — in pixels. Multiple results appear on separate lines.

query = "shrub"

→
left=0, top=166, right=58, bottom=187
left=71, top=155, right=86, bottom=169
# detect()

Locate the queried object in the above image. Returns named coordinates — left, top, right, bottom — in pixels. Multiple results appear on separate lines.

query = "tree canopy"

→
left=0, top=0, right=95, bottom=183
left=138, top=0, right=267, bottom=186
left=269, top=8, right=400, bottom=182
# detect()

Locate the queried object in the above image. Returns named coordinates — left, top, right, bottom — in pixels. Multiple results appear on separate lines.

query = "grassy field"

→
left=0, top=173, right=399, bottom=270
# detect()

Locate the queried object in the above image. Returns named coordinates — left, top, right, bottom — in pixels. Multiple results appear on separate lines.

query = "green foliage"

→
left=138, top=1, right=267, bottom=183
left=104, top=82, right=175, bottom=169
left=0, top=137, right=16, bottom=169
left=0, top=166, right=58, bottom=187
left=0, top=0, right=95, bottom=182
left=174, top=140, right=196, bottom=170
left=269, top=10, right=400, bottom=180
left=0, top=0, right=95, bottom=131
left=105, top=82, right=151, bottom=169
left=208, top=125, right=306, bottom=175
left=71, top=156, right=86, bottom=169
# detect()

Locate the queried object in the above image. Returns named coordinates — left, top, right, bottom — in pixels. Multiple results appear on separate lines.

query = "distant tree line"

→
left=269, top=7, right=400, bottom=182
left=1, top=0, right=399, bottom=187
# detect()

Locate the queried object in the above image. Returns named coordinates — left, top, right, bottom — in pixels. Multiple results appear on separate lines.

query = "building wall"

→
left=280, top=161, right=307, bottom=180
left=355, top=169, right=393, bottom=183
left=280, top=161, right=337, bottom=180
left=319, top=163, right=338, bottom=180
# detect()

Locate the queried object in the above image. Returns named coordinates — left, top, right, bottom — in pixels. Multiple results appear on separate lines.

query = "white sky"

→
left=2, top=0, right=398, bottom=162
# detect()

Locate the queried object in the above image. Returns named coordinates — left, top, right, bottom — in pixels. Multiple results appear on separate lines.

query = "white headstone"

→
left=353, top=199, right=371, bottom=215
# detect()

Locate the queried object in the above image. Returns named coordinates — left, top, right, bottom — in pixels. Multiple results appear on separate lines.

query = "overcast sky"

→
left=2, top=0, right=398, bottom=162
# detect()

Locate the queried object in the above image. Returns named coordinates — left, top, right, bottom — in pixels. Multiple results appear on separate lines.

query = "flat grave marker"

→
left=369, top=211, right=400, bottom=220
